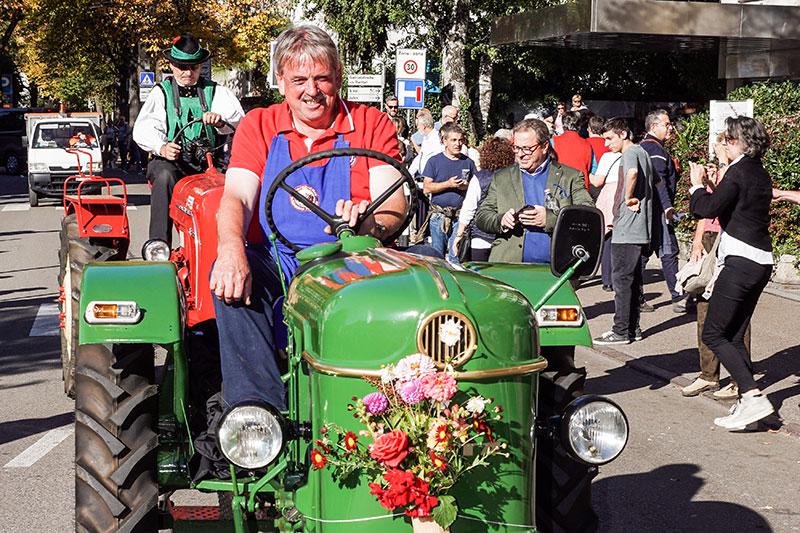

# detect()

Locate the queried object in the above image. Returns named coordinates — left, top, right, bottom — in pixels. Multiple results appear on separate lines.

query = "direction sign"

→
left=396, top=49, right=426, bottom=81
left=1, top=74, right=14, bottom=104
left=348, top=74, right=383, bottom=87
left=395, top=79, right=424, bottom=109
left=138, top=71, right=155, bottom=88
left=347, top=86, right=382, bottom=103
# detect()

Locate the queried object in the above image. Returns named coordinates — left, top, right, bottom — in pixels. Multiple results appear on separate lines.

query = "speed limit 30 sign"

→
left=395, top=49, right=426, bottom=81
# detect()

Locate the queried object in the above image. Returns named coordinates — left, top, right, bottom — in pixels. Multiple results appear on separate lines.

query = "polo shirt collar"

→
left=523, top=156, right=551, bottom=176
left=275, top=97, right=355, bottom=135
left=643, top=133, right=663, bottom=145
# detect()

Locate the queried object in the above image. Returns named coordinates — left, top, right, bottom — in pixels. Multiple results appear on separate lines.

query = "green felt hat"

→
left=162, top=33, right=211, bottom=66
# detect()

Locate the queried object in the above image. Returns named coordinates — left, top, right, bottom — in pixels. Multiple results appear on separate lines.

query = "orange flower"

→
left=311, top=449, right=327, bottom=470
left=344, top=431, right=358, bottom=451
left=429, top=450, right=447, bottom=471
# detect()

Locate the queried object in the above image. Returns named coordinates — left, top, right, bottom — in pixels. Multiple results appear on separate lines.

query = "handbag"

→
left=455, top=228, right=471, bottom=262
left=677, top=232, right=721, bottom=295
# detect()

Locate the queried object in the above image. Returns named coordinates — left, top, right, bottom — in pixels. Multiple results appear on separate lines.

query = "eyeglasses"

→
left=658, top=121, right=673, bottom=129
left=386, top=105, right=398, bottom=109
left=512, top=143, right=542, bottom=155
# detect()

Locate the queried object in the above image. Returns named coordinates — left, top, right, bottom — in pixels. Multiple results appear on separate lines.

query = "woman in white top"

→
left=590, top=150, right=623, bottom=290
left=453, top=137, right=516, bottom=261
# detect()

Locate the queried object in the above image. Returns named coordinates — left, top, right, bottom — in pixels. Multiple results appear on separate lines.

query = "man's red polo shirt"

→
left=552, top=131, right=593, bottom=189
left=587, top=136, right=609, bottom=162
left=228, top=98, right=400, bottom=242
left=228, top=97, right=400, bottom=203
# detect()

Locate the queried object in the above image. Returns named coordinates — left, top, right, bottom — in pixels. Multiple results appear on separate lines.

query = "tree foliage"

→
left=10, top=0, right=288, bottom=110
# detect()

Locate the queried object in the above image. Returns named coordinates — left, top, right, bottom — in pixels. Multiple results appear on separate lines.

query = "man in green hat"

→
left=133, top=33, right=244, bottom=245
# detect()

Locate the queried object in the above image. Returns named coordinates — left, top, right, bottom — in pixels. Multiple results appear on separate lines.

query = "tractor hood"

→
left=286, top=248, right=544, bottom=379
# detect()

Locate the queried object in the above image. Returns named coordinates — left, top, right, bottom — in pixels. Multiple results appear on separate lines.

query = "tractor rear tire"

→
left=536, top=346, right=598, bottom=533
left=75, top=343, right=158, bottom=532
left=58, top=214, right=124, bottom=398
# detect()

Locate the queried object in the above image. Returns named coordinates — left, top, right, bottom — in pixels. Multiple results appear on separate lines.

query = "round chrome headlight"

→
left=561, top=395, right=628, bottom=465
left=141, top=239, right=170, bottom=261
left=217, top=403, right=285, bottom=469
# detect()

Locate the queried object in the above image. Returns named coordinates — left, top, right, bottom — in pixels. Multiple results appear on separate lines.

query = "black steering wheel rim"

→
left=264, top=148, right=418, bottom=252
left=172, top=117, right=235, bottom=170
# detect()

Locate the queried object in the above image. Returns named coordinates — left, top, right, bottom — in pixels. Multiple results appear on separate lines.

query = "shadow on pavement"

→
left=0, top=411, right=74, bottom=446
left=594, top=463, right=772, bottom=532
left=0, top=295, right=60, bottom=376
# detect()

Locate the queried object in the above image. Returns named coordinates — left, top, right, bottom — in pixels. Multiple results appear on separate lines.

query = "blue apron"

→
left=258, top=133, right=351, bottom=279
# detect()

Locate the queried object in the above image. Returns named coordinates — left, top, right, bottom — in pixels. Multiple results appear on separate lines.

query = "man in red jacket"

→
left=552, top=111, right=593, bottom=189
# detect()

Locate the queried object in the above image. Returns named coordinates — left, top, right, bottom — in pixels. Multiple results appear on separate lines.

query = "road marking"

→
left=4, top=427, right=74, bottom=468
left=29, top=303, right=60, bottom=337
left=2, top=203, right=29, bottom=212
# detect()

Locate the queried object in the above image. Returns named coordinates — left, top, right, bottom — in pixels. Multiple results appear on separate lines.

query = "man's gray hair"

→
left=645, top=109, right=669, bottom=132
left=562, top=111, right=581, bottom=132
left=385, top=95, right=399, bottom=104
left=416, top=108, right=434, bottom=129
left=273, top=25, right=341, bottom=77
left=513, top=118, right=551, bottom=146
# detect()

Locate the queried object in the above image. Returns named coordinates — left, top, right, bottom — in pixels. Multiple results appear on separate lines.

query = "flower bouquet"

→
left=311, top=354, right=507, bottom=531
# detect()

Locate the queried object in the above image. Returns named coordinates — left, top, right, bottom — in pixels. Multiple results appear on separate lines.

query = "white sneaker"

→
left=713, top=394, right=774, bottom=429
left=713, top=382, right=738, bottom=400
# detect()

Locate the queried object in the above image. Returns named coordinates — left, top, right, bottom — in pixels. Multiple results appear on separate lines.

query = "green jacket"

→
left=475, top=160, right=594, bottom=263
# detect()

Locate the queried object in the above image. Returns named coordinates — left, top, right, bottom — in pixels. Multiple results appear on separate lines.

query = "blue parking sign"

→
left=139, top=71, right=156, bottom=88
left=395, top=79, right=425, bottom=109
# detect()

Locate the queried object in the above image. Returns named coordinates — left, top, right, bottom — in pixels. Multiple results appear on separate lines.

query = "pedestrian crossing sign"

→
left=139, top=72, right=155, bottom=88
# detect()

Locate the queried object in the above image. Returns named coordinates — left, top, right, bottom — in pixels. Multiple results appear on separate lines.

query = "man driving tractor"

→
left=209, top=25, right=407, bottom=410
left=133, top=33, right=244, bottom=245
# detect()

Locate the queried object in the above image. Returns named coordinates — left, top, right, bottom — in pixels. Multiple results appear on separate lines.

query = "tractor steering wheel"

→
left=264, top=148, right=418, bottom=252
left=172, top=117, right=236, bottom=172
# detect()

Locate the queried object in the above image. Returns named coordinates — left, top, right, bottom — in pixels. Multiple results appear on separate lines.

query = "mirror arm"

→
left=534, top=247, right=588, bottom=312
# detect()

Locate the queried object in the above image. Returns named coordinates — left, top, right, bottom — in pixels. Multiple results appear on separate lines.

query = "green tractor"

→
left=64, top=146, right=628, bottom=532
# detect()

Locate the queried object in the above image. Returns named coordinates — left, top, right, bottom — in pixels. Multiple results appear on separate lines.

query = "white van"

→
left=25, top=112, right=103, bottom=207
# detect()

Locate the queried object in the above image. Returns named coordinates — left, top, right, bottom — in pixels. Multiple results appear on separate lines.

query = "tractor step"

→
left=170, top=504, right=222, bottom=521
left=166, top=502, right=278, bottom=532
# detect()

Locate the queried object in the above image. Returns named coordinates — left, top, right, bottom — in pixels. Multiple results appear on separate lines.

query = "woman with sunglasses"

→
left=688, top=116, right=774, bottom=430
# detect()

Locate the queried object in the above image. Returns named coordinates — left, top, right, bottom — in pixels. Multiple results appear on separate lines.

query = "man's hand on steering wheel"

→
left=160, top=142, right=181, bottom=161
left=323, top=199, right=369, bottom=235
left=202, top=111, right=224, bottom=128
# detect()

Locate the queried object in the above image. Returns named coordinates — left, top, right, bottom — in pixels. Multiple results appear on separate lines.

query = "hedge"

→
left=670, top=81, right=800, bottom=258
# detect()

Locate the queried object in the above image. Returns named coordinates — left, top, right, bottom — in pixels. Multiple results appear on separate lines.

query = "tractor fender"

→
left=79, top=261, right=182, bottom=345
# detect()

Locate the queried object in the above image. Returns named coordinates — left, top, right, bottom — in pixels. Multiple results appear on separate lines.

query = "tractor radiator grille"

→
left=417, top=311, right=477, bottom=369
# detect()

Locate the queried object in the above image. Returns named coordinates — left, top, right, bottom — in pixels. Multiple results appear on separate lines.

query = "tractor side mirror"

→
left=550, top=205, right=604, bottom=280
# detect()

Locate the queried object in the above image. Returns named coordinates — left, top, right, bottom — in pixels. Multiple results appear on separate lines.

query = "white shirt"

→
left=689, top=154, right=773, bottom=266
left=457, top=177, right=491, bottom=249
left=412, top=130, right=443, bottom=177
left=595, top=152, right=622, bottom=184
left=133, top=82, right=245, bottom=156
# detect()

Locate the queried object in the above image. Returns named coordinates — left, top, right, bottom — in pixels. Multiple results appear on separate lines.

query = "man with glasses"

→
left=639, top=109, right=686, bottom=313
left=134, top=33, right=244, bottom=245
left=475, top=118, right=593, bottom=263
left=384, top=95, right=408, bottom=138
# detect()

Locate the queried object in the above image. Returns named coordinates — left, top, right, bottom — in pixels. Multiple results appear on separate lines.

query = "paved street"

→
left=0, top=171, right=798, bottom=532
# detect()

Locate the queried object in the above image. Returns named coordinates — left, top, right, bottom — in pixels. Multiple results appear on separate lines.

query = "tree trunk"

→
left=440, top=0, right=475, bottom=139
left=477, top=53, right=493, bottom=137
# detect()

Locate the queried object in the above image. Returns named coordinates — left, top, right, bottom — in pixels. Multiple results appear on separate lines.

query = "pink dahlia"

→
left=420, top=372, right=458, bottom=403
left=363, top=392, right=389, bottom=415
left=394, top=354, right=437, bottom=383
left=398, top=379, right=425, bottom=405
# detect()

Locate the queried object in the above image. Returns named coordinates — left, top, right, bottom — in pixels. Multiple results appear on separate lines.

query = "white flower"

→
left=439, top=319, right=463, bottom=347
left=380, top=365, right=396, bottom=384
left=465, top=395, right=488, bottom=415
left=394, top=354, right=437, bottom=382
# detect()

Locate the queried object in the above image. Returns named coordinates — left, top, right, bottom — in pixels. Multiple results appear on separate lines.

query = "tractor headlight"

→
left=218, top=403, right=285, bottom=469
left=560, top=395, right=628, bottom=465
left=141, top=239, right=170, bottom=261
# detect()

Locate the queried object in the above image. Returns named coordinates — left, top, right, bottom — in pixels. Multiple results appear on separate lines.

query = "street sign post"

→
left=0, top=74, right=13, bottom=105
left=139, top=71, right=155, bottom=88
left=395, top=49, right=426, bottom=81
left=347, top=74, right=384, bottom=103
left=395, top=79, right=425, bottom=109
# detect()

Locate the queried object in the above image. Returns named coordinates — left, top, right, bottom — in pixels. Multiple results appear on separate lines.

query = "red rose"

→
left=370, top=430, right=409, bottom=468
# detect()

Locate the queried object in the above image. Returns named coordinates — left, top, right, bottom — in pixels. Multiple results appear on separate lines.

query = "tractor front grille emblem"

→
left=417, top=310, right=477, bottom=369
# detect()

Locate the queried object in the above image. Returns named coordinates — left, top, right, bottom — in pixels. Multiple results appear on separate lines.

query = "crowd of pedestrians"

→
left=384, top=95, right=792, bottom=431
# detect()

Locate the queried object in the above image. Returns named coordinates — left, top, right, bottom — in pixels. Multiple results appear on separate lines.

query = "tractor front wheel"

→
left=58, top=214, right=124, bottom=398
left=75, top=343, right=158, bottom=532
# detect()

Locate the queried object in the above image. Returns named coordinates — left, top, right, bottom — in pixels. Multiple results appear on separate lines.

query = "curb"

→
left=579, top=344, right=800, bottom=439
left=764, top=283, right=800, bottom=303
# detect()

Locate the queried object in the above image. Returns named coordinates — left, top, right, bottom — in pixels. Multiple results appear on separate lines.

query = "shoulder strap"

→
left=168, top=78, right=182, bottom=118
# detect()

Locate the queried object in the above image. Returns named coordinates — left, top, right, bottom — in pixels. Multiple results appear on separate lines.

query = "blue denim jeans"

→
left=212, top=246, right=287, bottom=411
left=429, top=212, right=459, bottom=263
